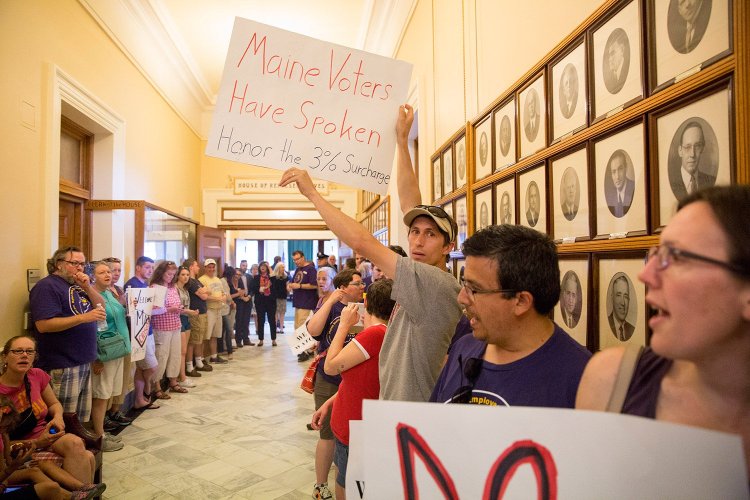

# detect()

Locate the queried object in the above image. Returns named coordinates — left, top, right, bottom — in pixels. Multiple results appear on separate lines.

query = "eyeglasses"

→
left=348, top=281, right=365, bottom=287
left=8, top=349, right=36, bottom=356
left=450, top=355, right=483, bottom=404
left=61, top=260, right=85, bottom=268
left=459, top=276, right=516, bottom=302
left=680, top=143, right=705, bottom=154
left=101, top=257, right=121, bottom=263
left=646, top=244, right=747, bottom=276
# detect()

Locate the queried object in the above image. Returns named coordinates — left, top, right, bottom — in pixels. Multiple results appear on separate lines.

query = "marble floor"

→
left=102, top=320, right=330, bottom=499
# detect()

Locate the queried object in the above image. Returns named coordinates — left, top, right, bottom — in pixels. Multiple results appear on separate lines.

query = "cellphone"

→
left=49, top=427, right=57, bottom=435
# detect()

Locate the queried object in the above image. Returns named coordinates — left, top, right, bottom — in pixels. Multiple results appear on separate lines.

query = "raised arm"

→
left=396, top=104, right=422, bottom=213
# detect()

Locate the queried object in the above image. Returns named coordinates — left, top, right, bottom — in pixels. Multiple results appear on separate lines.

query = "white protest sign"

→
left=206, top=18, right=413, bottom=195
left=127, top=288, right=155, bottom=362
left=347, top=420, right=365, bottom=499
left=288, top=322, right=316, bottom=356
left=359, top=401, right=748, bottom=499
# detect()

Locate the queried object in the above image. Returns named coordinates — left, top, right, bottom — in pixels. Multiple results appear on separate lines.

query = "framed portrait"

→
left=455, top=258, right=466, bottom=283
left=594, top=121, right=647, bottom=237
left=432, top=156, right=442, bottom=202
left=493, top=98, right=517, bottom=172
left=455, top=136, right=467, bottom=190
left=494, top=177, right=516, bottom=225
left=651, top=82, right=733, bottom=229
left=453, top=196, right=468, bottom=257
left=551, top=145, right=591, bottom=242
left=474, top=116, right=493, bottom=181
left=590, top=0, right=644, bottom=122
left=518, top=164, right=547, bottom=233
left=442, top=146, right=454, bottom=196
left=518, top=73, right=547, bottom=159
left=550, top=39, right=588, bottom=141
left=442, top=200, right=456, bottom=225
left=474, top=187, right=493, bottom=232
left=595, top=253, right=648, bottom=350
left=649, top=0, right=732, bottom=91
left=557, top=255, right=590, bottom=348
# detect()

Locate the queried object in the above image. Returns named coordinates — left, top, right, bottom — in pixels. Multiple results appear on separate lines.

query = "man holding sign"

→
left=281, top=105, right=463, bottom=402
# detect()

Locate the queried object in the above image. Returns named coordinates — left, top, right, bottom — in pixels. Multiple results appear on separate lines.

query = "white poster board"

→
left=207, top=18, right=413, bottom=195
left=356, top=401, right=748, bottom=499
left=126, top=288, right=155, bottom=362
left=288, top=323, right=316, bottom=356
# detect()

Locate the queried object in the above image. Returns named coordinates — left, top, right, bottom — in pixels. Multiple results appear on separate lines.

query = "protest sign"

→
left=206, top=17, right=413, bottom=195
left=356, top=401, right=748, bottom=499
left=288, top=323, right=316, bottom=356
left=127, top=287, right=155, bottom=362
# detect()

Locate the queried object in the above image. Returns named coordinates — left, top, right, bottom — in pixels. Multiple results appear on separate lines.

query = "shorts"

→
left=188, top=314, right=207, bottom=344
left=294, top=308, right=313, bottom=330
left=334, top=438, right=349, bottom=488
left=276, top=298, right=287, bottom=317
left=91, top=357, right=124, bottom=399
left=206, top=308, right=222, bottom=339
left=49, top=364, right=92, bottom=421
left=111, top=353, right=133, bottom=405
left=313, top=376, right=338, bottom=440
left=180, top=315, right=190, bottom=332
left=135, top=335, right=158, bottom=370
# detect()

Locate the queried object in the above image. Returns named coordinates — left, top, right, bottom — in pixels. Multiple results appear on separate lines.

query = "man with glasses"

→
left=290, top=250, right=318, bottom=330
left=29, top=246, right=107, bottom=421
left=430, top=225, right=591, bottom=406
left=669, top=121, right=716, bottom=200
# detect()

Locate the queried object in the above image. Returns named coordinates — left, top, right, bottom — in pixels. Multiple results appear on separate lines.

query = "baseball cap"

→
left=317, top=252, right=329, bottom=260
left=204, top=258, right=217, bottom=266
left=403, top=205, right=457, bottom=242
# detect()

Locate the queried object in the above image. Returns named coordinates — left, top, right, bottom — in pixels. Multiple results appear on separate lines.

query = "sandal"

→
left=153, top=390, right=171, bottom=400
left=169, top=385, right=188, bottom=393
left=133, top=401, right=160, bottom=410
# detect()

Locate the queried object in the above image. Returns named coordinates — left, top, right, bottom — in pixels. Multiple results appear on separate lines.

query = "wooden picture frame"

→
left=474, top=187, right=493, bottom=232
left=590, top=0, right=645, bottom=122
left=455, top=135, right=467, bottom=191
left=494, top=177, right=516, bottom=225
left=518, top=72, right=547, bottom=159
left=442, top=145, right=454, bottom=196
left=455, top=258, right=466, bottom=283
left=432, top=155, right=442, bottom=202
left=475, top=115, right=493, bottom=181
left=648, top=0, right=732, bottom=92
left=551, top=145, right=592, bottom=242
left=650, top=79, right=734, bottom=230
left=493, top=97, right=517, bottom=172
left=593, top=120, right=648, bottom=238
left=557, top=254, right=591, bottom=349
left=550, top=38, right=588, bottom=142
left=453, top=196, right=468, bottom=257
left=518, top=163, right=548, bottom=233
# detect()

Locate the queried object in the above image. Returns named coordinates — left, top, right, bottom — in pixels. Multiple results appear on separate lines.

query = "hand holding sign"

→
left=279, top=167, right=318, bottom=198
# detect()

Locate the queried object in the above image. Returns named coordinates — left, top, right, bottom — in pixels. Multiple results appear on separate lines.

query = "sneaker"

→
left=102, top=435, right=124, bottom=452
left=312, top=482, right=333, bottom=500
left=108, top=411, right=133, bottom=426
left=186, top=368, right=202, bottom=377
left=70, top=483, right=107, bottom=500
left=297, top=351, right=312, bottom=362
left=209, top=356, right=228, bottom=364
left=103, top=415, right=119, bottom=432
left=179, top=378, right=196, bottom=388
left=195, top=363, right=213, bottom=372
left=104, top=432, right=122, bottom=443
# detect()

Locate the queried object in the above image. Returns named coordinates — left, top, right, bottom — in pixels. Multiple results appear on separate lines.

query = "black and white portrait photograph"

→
left=455, top=136, right=467, bottom=190
left=652, top=0, right=730, bottom=89
left=456, top=258, right=466, bottom=283
left=655, top=86, right=732, bottom=227
left=595, top=122, right=647, bottom=237
left=597, top=256, right=647, bottom=350
left=432, top=157, right=442, bottom=202
left=551, top=41, right=587, bottom=141
left=493, top=98, right=516, bottom=171
left=474, top=187, right=493, bottom=232
left=557, top=257, right=589, bottom=347
left=519, top=74, right=547, bottom=158
left=454, top=196, right=468, bottom=255
left=552, top=146, right=590, bottom=241
left=442, top=201, right=456, bottom=230
left=519, top=164, right=547, bottom=233
left=592, top=0, right=643, bottom=120
left=475, top=117, right=492, bottom=181
left=442, top=146, right=454, bottom=195
left=494, top=178, right=516, bottom=225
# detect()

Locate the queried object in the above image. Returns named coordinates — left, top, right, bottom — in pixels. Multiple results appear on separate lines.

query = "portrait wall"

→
left=591, top=0, right=644, bottom=121
left=519, top=164, right=547, bottom=233
left=443, top=146, right=454, bottom=196
left=493, top=98, right=517, bottom=172
left=557, top=256, right=590, bottom=347
left=453, top=196, right=468, bottom=256
left=551, top=146, right=591, bottom=242
left=597, top=255, right=647, bottom=350
left=455, top=136, right=467, bottom=191
left=432, top=156, right=442, bottom=202
left=475, top=117, right=493, bottom=181
left=594, top=121, right=647, bottom=237
left=494, top=178, right=516, bottom=225
left=474, top=187, right=493, bottom=232
left=551, top=40, right=588, bottom=141
left=651, top=0, right=731, bottom=90
left=519, top=74, right=547, bottom=159
left=442, top=201, right=456, bottom=235
left=653, top=84, right=733, bottom=228
left=455, top=258, right=466, bottom=283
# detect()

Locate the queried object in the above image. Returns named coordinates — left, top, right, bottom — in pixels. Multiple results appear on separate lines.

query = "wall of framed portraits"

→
left=429, top=0, right=749, bottom=352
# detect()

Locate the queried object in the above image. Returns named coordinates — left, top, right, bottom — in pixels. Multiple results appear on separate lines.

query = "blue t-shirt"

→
left=430, top=324, right=591, bottom=407
left=29, top=274, right=97, bottom=370
left=292, top=263, right=318, bottom=310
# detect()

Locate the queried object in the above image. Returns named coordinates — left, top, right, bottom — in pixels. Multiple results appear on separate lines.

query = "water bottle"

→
left=96, top=304, right=108, bottom=332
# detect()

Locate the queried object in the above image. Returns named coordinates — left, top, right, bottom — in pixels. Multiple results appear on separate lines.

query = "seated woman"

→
left=0, top=337, right=101, bottom=494
left=576, top=185, right=750, bottom=478
left=313, top=279, right=395, bottom=500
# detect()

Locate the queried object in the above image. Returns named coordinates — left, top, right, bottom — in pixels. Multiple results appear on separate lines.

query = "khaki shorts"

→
left=92, top=357, right=124, bottom=400
left=206, top=308, right=222, bottom=339
left=189, top=314, right=207, bottom=345
left=294, top=308, right=313, bottom=330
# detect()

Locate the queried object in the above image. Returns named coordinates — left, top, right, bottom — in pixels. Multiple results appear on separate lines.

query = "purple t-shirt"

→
left=292, top=262, right=318, bottom=310
left=430, top=324, right=591, bottom=407
left=29, top=274, right=97, bottom=370
left=312, top=300, right=347, bottom=386
left=447, top=314, right=472, bottom=354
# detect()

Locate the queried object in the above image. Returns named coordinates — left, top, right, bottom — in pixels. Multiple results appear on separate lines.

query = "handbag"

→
left=9, top=376, right=38, bottom=440
left=96, top=330, right=130, bottom=362
left=300, top=350, right=326, bottom=394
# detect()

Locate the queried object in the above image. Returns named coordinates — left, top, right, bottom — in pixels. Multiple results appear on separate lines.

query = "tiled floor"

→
left=102, top=319, right=329, bottom=499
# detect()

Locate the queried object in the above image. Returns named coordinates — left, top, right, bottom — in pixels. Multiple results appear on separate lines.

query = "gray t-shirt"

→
left=379, top=256, right=463, bottom=401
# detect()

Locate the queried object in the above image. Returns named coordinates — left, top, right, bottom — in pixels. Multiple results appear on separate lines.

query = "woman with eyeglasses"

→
left=149, top=261, right=187, bottom=397
left=576, top=185, right=750, bottom=477
left=250, top=261, right=278, bottom=346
